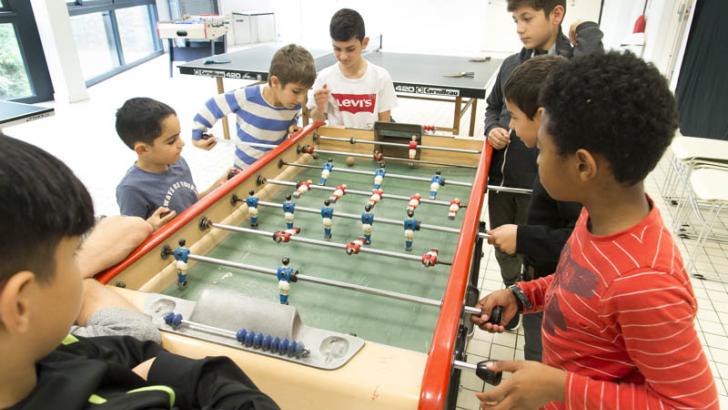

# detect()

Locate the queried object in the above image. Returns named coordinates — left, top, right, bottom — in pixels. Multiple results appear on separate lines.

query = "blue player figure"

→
left=282, top=194, right=296, bottom=229
left=276, top=257, right=297, bottom=305
left=321, top=199, right=334, bottom=240
left=319, top=159, right=334, bottom=185
left=172, top=239, right=190, bottom=289
left=372, top=162, right=386, bottom=189
left=361, top=203, right=375, bottom=245
left=403, top=209, right=421, bottom=251
left=429, top=171, right=444, bottom=199
left=245, top=189, right=259, bottom=227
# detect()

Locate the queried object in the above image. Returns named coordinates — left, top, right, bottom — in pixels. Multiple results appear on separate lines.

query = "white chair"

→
left=682, top=167, right=728, bottom=282
left=661, top=136, right=728, bottom=206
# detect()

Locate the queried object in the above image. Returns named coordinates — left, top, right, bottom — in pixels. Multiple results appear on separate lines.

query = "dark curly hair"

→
left=539, top=51, right=678, bottom=186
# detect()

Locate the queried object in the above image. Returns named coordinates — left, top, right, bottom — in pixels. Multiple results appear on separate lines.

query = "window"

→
left=68, top=0, right=161, bottom=85
left=0, top=23, right=32, bottom=100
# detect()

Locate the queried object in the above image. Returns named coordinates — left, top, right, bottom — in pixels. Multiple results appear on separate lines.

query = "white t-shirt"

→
left=308, top=61, right=398, bottom=129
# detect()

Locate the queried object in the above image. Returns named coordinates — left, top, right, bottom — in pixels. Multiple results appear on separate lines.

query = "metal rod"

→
left=188, top=254, right=483, bottom=317
left=487, top=185, right=532, bottom=195
left=282, top=161, right=471, bottom=187
left=188, top=253, right=443, bottom=307
left=208, top=222, right=451, bottom=265
left=317, top=135, right=481, bottom=154
left=176, top=317, right=238, bottom=339
left=453, top=360, right=478, bottom=372
left=314, top=147, right=477, bottom=169
left=267, top=178, right=461, bottom=207
left=463, top=305, right=483, bottom=316
left=256, top=200, right=489, bottom=239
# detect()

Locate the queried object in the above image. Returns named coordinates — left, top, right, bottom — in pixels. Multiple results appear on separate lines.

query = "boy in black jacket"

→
left=0, top=134, right=279, bottom=410
left=484, top=0, right=603, bottom=329
left=486, top=56, right=581, bottom=361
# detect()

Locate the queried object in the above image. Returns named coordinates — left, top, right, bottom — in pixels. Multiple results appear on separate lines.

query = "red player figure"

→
left=301, top=144, right=318, bottom=159
left=328, top=184, right=347, bottom=203
left=408, top=136, right=418, bottom=163
left=421, top=248, right=439, bottom=267
left=448, top=198, right=462, bottom=220
left=368, top=188, right=384, bottom=207
left=272, top=227, right=301, bottom=243
left=345, top=237, right=366, bottom=255
left=372, top=150, right=383, bottom=161
left=294, top=179, right=312, bottom=198
left=408, top=193, right=422, bottom=212
left=422, top=125, right=436, bottom=134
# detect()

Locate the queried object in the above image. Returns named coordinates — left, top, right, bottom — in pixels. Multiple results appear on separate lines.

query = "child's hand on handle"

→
left=147, top=206, right=176, bottom=231
left=192, top=133, right=217, bottom=150
left=314, top=84, right=330, bottom=112
left=470, top=289, right=519, bottom=333
left=288, top=124, right=301, bottom=135
left=476, top=360, right=566, bottom=409
left=487, top=127, right=510, bottom=150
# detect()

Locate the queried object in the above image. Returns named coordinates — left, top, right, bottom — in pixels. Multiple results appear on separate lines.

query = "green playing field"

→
left=162, top=156, right=477, bottom=353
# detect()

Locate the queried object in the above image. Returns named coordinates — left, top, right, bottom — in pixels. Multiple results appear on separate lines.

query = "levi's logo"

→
left=332, top=93, right=376, bottom=114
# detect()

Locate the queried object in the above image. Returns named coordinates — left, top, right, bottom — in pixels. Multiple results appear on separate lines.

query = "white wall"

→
left=219, top=0, right=602, bottom=57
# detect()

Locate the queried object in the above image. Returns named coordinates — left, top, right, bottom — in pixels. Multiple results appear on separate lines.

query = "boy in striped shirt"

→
left=472, top=51, right=718, bottom=409
left=191, top=44, right=317, bottom=169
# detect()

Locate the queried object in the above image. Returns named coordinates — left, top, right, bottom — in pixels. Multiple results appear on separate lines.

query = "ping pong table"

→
left=0, top=101, right=54, bottom=129
left=178, top=43, right=501, bottom=136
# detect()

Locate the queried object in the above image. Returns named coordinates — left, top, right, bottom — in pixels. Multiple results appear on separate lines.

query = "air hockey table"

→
left=99, top=121, right=497, bottom=409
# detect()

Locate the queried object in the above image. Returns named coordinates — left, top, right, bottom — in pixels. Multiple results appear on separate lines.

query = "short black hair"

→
left=539, top=51, right=678, bottom=186
left=115, top=97, right=176, bottom=149
left=269, top=44, right=317, bottom=88
left=330, top=8, right=365, bottom=42
left=504, top=56, right=567, bottom=119
left=507, top=0, right=566, bottom=16
left=0, top=134, right=95, bottom=286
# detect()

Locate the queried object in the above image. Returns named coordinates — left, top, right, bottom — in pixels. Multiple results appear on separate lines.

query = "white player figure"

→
left=368, top=188, right=384, bottom=207
left=408, top=136, right=418, bottom=165
left=448, top=198, right=462, bottom=220
left=408, top=193, right=422, bottom=212
left=329, top=184, right=347, bottom=203
left=294, top=179, right=312, bottom=198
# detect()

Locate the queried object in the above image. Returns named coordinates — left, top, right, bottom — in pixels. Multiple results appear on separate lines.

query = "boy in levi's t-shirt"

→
left=308, top=8, right=398, bottom=129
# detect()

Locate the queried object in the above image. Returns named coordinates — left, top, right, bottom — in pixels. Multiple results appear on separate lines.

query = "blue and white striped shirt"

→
left=192, top=84, right=300, bottom=168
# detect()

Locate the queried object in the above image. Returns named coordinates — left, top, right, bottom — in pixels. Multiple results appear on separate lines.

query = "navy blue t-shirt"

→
left=116, top=157, right=198, bottom=219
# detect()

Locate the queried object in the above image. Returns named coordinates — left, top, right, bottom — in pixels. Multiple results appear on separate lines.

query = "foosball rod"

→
left=241, top=141, right=477, bottom=169
left=311, top=147, right=478, bottom=169
left=186, top=253, right=482, bottom=315
left=280, top=161, right=472, bottom=187
left=265, top=178, right=462, bottom=207
left=316, top=135, right=482, bottom=154
left=256, top=200, right=490, bottom=239
left=206, top=221, right=453, bottom=265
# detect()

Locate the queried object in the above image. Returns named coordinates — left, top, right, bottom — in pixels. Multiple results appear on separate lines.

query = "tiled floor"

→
left=5, top=52, right=728, bottom=409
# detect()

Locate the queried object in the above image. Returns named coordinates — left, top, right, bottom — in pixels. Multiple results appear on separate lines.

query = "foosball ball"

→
left=99, top=121, right=500, bottom=409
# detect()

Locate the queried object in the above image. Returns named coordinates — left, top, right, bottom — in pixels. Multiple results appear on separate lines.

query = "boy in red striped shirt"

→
left=471, top=51, right=718, bottom=409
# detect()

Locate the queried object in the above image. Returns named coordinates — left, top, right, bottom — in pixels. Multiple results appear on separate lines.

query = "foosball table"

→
left=99, top=121, right=501, bottom=409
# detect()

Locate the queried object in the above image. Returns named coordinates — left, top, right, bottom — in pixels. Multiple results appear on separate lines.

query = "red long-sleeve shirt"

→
left=518, top=198, right=718, bottom=409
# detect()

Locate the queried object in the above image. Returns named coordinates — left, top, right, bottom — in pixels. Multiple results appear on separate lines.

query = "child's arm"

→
left=310, top=84, right=330, bottom=122
left=377, top=72, right=398, bottom=123
left=143, top=351, right=280, bottom=409
left=77, top=215, right=153, bottom=278
left=191, top=89, right=244, bottom=150
left=484, top=65, right=510, bottom=149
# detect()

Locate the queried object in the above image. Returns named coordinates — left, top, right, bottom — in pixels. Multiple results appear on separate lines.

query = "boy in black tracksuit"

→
left=484, top=0, right=603, bottom=330
left=0, top=135, right=279, bottom=410
left=487, top=55, right=587, bottom=360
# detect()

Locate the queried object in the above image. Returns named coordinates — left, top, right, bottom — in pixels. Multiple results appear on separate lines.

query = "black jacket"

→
left=484, top=22, right=604, bottom=188
left=516, top=178, right=582, bottom=278
left=10, top=335, right=280, bottom=410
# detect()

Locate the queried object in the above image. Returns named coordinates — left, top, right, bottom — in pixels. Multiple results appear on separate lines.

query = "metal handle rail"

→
left=317, top=135, right=481, bottom=154
left=205, top=221, right=453, bottom=266
left=255, top=200, right=490, bottom=239
left=265, top=178, right=462, bottom=207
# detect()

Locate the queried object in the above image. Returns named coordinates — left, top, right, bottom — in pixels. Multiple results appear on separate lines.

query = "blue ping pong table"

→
left=0, top=101, right=55, bottom=129
left=178, top=43, right=501, bottom=136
